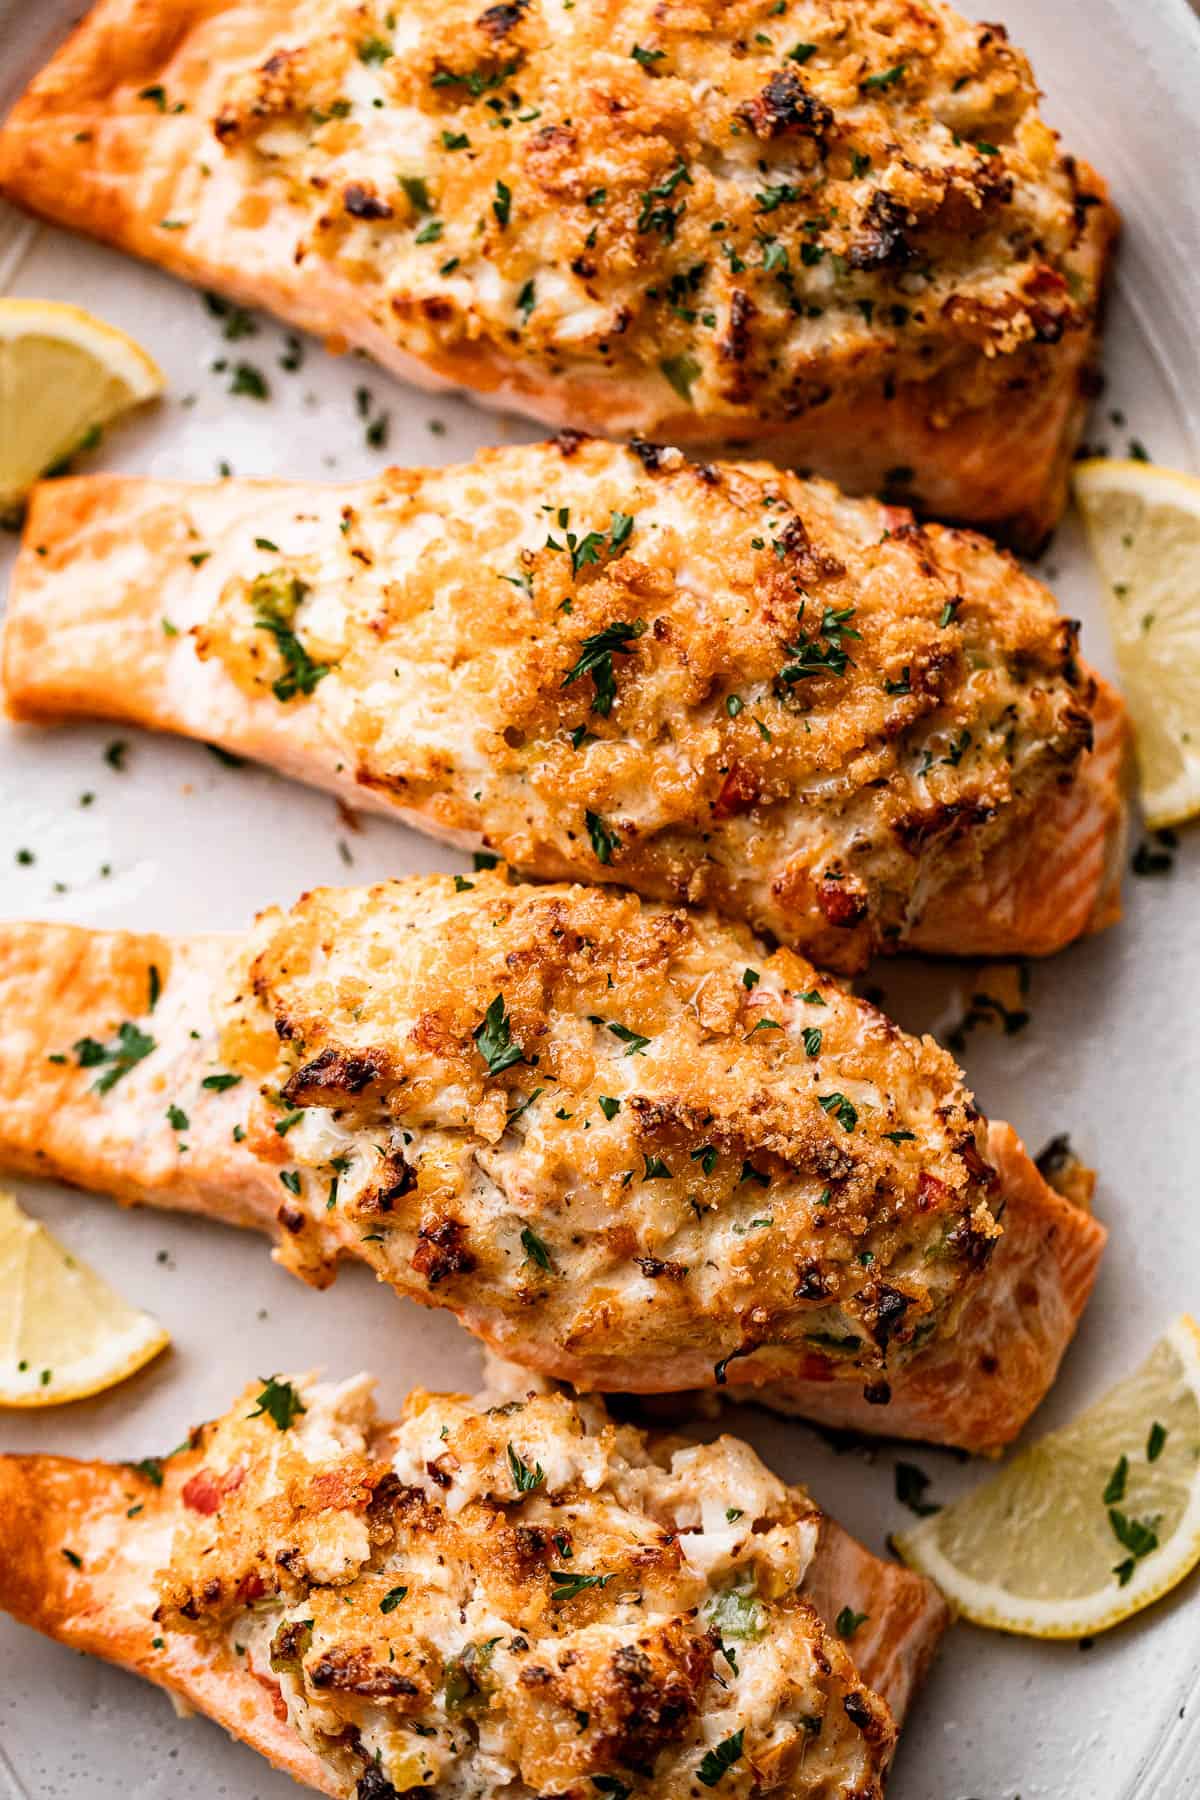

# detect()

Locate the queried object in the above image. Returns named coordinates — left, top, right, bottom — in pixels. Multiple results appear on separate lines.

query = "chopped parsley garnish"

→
left=250, top=570, right=330, bottom=702
left=697, top=1730, right=744, bottom=1787
left=780, top=605, right=861, bottom=682
left=549, top=1569, right=613, bottom=1603
left=148, top=964, right=161, bottom=1011
left=202, top=1072, right=242, bottom=1091
left=516, top=278, right=536, bottom=322
left=249, top=1375, right=306, bottom=1431
left=605, top=1020, right=651, bottom=1056
left=802, top=1027, right=822, bottom=1056
left=692, top=1144, right=717, bottom=1176
left=797, top=989, right=825, bottom=1005
left=442, top=129, right=470, bottom=150
left=507, top=1442, right=545, bottom=1492
left=660, top=353, right=701, bottom=401
left=127, top=1457, right=165, bottom=1486
left=357, top=35, right=393, bottom=63
left=861, top=62, right=907, bottom=89
left=493, top=180, right=512, bottom=227
left=598, top=1095, right=621, bottom=1120
left=642, top=1154, right=672, bottom=1180
left=229, top=362, right=269, bottom=399
left=562, top=618, right=647, bottom=716
left=473, top=994, right=524, bottom=1075
left=586, top=809, right=620, bottom=864
left=631, top=44, right=665, bottom=66
left=747, top=1018, right=781, bottom=1036
left=62, top=1548, right=83, bottom=1569
left=817, top=1092, right=857, bottom=1132
left=166, top=1104, right=189, bottom=1132
left=74, top=1021, right=156, bottom=1094
left=637, top=159, right=692, bottom=240
left=1102, top=1455, right=1128, bottom=1505
left=414, top=219, right=443, bottom=244
left=787, top=41, right=817, bottom=62
left=274, top=1110, right=305, bottom=1136
left=279, top=1169, right=301, bottom=1195
left=835, top=1606, right=869, bottom=1638
left=1109, top=1506, right=1159, bottom=1583
left=380, top=1585, right=408, bottom=1612
left=881, top=1129, right=915, bottom=1143
left=1147, top=1421, right=1168, bottom=1462
left=398, top=175, right=430, bottom=213
left=895, top=1461, right=939, bottom=1517
left=520, top=1224, right=554, bottom=1271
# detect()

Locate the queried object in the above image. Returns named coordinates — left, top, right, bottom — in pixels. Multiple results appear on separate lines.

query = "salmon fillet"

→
left=0, top=871, right=1106, bottom=1449
left=0, top=0, right=1116, bottom=544
left=3, top=440, right=1127, bottom=973
left=0, top=1373, right=949, bottom=1798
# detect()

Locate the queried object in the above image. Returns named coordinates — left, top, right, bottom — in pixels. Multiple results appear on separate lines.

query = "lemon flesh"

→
left=0, top=1191, right=169, bottom=1406
left=0, top=297, right=164, bottom=508
left=896, top=1316, right=1200, bottom=1637
left=1074, top=458, right=1200, bottom=830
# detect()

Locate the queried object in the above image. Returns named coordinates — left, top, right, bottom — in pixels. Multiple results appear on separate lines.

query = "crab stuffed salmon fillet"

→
left=0, top=872, right=1106, bottom=1450
left=0, top=0, right=1116, bottom=544
left=3, top=440, right=1126, bottom=973
left=0, top=1371, right=949, bottom=1798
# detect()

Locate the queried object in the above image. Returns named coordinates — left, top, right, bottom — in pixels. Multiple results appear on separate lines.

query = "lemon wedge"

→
left=895, top=1316, right=1200, bottom=1638
left=1074, top=458, right=1200, bottom=829
left=0, top=1190, right=169, bottom=1406
left=0, top=297, right=164, bottom=509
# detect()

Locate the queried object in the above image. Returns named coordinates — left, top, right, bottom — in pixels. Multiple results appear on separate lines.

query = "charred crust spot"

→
left=630, top=440, right=669, bottom=472
left=793, top=1261, right=830, bottom=1301
left=773, top=513, right=846, bottom=581
left=848, top=191, right=917, bottom=272
left=358, top=1151, right=418, bottom=1213
left=947, top=1211, right=996, bottom=1274
left=553, top=427, right=589, bottom=457
left=282, top=1047, right=380, bottom=1103
left=634, top=1255, right=688, bottom=1281
left=343, top=184, right=393, bottom=221
left=310, top=1647, right=420, bottom=1699
left=718, top=289, right=757, bottom=364
left=477, top=0, right=526, bottom=38
left=862, top=1379, right=892, bottom=1406
left=411, top=1217, right=477, bottom=1286
left=959, top=1136, right=999, bottom=1190
left=843, top=1689, right=887, bottom=1739
left=591, top=1637, right=712, bottom=1767
left=856, top=1281, right=912, bottom=1353
left=357, top=1768, right=401, bottom=1800
left=738, top=68, right=833, bottom=141
left=277, top=1202, right=306, bottom=1234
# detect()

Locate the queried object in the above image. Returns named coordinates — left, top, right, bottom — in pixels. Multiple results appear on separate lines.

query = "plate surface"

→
left=1, top=3, right=1198, bottom=1796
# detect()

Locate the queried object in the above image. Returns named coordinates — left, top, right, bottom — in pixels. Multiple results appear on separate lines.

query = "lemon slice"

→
left=895, top=1316, right=1200, bottom=1638
left=0, top=297, right=164, bottom=508
left=1074, top=458, right=1200, bottom=829
left=0, top=1191, right=169, bottom=1406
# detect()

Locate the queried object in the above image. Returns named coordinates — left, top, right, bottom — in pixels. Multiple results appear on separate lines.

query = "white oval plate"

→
left=1, top=3, right=1198, bottom=1796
